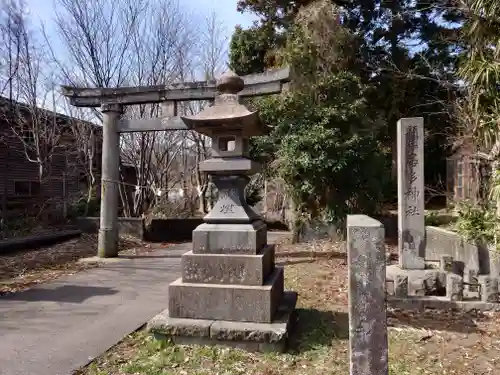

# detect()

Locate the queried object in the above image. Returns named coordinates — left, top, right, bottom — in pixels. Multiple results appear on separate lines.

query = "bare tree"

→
left=182, top=10, right=228, bottom=214
left=54, top=0, right=202, bottom=217
left=0, top=0, right=65, bottom=184
left=199, top=10, right=228, bottom=81
left=42, top=0, right=142, bottom=217
left=119, top=0, right=196, bottom=217
left=54, top=0, right=142, bottom=89
left=57, top=101, right=101, bottom=215
left=52, top=0, right=231, bottom=219
left=0, top=0, right=23, bottom=97
left=0, top=0, right=100, bottom=228
left=0, top=0, right=24, bottom=224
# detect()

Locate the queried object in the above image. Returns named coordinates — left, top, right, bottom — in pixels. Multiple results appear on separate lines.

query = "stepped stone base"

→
left=192, top=221, right=267, bottom=254
left=169, top=267, right=284, bottom=323
left=181, top=245, right=275, bottom=285
left=148, top=291, right=297, bottom=353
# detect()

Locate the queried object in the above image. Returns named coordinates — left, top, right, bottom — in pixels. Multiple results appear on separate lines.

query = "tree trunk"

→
left=493, top=160, right=500, bottom=250
left=263, top=170, right=268, bottom=219
left=84, top=182, right=92, bottom=216
left=198, top=183, right=208, bottom=214
left=1, top=149, right=8, bottom=229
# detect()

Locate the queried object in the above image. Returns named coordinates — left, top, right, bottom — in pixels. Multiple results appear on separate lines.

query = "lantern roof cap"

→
left=179, top=70, right=267, bottom=136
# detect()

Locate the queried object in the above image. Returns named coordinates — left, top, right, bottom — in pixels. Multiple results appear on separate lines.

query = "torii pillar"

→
left=98, top=103, right=123, bottom=257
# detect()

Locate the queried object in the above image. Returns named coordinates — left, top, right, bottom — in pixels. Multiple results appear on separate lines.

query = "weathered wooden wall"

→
left=0, top=98, right=103, bottom=216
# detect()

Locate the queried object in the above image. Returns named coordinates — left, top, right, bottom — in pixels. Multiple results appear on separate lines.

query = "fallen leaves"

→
left=0, top=232, right=156, bottom=295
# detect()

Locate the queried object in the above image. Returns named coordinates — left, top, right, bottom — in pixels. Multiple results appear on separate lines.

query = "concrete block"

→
left=489, top=251, right=500, bottom=276
left=411, top=270, right=446, bottom=296
left=452, top=261, right=465, bottom=276
left=387, top=296, right=500, bottom=312
left=209, top=291, right=297, bottom=344
left=446, top=274, right=464, bottom=301
left=169, top=267, right=284, bottom=323
left=192, top=221, right=267, bottom=254
left=394, top=275, right=408, bottom=298
left=466, top=268, right=479, bottom=293
left=425, top=226, right=482, bottom=274
left=149, top=292, right=298, bottom=353
left=387, top=265, right=446, bottom=296
left=440, top=255, right=454, bottom=272
left=181, top=245, right=274, bottom=285
left=479, top=275, right=499, bottom=303
left=76, top=217, right=144, bottom=239
left=199, top=158, right=260, bottom=175
left=147, top=314, right=212, bottom=338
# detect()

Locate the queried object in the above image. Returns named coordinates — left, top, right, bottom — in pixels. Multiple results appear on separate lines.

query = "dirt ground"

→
left=0, top=233, right=160, bottom=296
left=74, top=239, right=500, bottom=375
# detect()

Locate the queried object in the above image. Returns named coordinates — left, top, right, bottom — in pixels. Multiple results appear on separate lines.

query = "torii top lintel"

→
left=61, top=67, right=290, bottom=107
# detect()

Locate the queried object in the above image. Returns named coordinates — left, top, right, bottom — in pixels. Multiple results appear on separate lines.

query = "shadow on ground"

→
left=276, top=251, right=346, bottom=259
left=288, top=308, right=348, bottom=353
left=120, top=254, right=184, bottom=260
left=276, top=259, right=316, bottom=266
left=1, top=284, right=118, bottom=303
left=388, top=308, right=491, bottom=334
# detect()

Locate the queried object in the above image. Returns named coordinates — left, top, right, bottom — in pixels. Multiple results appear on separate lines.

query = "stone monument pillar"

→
left=397, top=117, right=425, bottom=270
left=147, top=71, right=297, bottom=352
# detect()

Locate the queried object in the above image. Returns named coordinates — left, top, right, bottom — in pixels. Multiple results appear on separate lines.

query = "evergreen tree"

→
left=251, top=2, right=392, bottom=225
left=232, top=0, right=464, bottom=189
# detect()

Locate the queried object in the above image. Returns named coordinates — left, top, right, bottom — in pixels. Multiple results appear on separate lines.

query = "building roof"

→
left=0, top=96, right=100, bottom=129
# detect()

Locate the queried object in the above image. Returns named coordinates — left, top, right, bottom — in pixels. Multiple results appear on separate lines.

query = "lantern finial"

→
left=216, top=70, right=244, bottom=94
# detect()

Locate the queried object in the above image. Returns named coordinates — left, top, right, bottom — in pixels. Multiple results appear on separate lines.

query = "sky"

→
left=21, top=0, right=258, bottom=115
left=25, top=0, right=258, bottom=49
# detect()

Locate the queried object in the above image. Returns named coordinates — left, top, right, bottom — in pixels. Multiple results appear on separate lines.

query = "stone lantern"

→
left=147, top=71, right=297, bottom=352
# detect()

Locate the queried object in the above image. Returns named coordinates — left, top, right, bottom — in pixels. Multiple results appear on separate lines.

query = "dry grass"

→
left=75, top=239, right=500, bottom=375
left=0, top=234, right=157, bottom=295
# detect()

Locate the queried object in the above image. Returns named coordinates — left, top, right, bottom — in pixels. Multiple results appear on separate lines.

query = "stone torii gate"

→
left=61, top=68, right=290, bottom=258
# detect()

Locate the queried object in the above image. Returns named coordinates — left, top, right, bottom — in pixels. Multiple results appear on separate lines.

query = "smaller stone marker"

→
left=479, top=275, right=499, bottom=303
left=440, top=255, right=454, bottom=272
left=397, top=117, right=425, bottom=270
left=446, top=274, right=464, bottom=301
left=347, top=215, right=388, bottom=375
left=468, top=269, right=479, bottom=293
left=394, top=275, right=409, bottom=298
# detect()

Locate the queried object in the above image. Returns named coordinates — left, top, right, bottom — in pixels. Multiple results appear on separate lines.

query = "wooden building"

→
left=0, top=97, right=105, bottom=218
left=446, top=137, right=490, bottom=205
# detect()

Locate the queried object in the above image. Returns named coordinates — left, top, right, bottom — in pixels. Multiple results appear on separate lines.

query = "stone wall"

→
left=75, top=217, right=144, bottom=239
left=76, top=217, right=288, bottom=243
left=145, top=218, right=203, bottom=242
left=146, top=218, right=289, bottom=242
left=425, top=226, right=497, bottom=276
left=296, top=220, right=339, bottom=242
left=0, top=230, right=81, bottom=253
left=290, top=214, right=398, bottom=243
